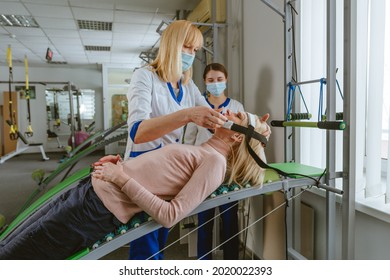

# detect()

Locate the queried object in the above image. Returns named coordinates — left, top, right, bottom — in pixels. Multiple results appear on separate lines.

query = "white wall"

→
left=242, top=0, right=285, bottom=164
left=240, top=0, right=285, bottom=259
left=302, top=191, right=390, bottom=259
left=0, top=64, right=103, bottom=152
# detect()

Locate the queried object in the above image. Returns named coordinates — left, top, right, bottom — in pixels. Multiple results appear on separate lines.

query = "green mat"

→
left=268, top=162, right=325, bottom=178
left=0, top=167, right=90, bottom=241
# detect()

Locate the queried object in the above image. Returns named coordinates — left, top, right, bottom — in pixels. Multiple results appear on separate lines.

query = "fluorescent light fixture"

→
left=0, top=15, right=39, bottom=27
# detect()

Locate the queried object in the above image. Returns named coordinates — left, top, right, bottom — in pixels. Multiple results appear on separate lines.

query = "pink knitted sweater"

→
left=92, top=136, right=229, bottom=227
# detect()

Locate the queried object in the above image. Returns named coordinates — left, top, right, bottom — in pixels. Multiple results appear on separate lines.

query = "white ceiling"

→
left=0, top=0, right=200, bottom=68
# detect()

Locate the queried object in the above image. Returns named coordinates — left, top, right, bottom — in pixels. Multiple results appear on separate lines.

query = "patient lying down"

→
left=0, top=110, right=268, bottom=260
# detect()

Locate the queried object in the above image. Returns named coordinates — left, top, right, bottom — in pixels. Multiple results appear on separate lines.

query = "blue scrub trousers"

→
left=128, top=228, right=169, bottom=260
left=197, top=202, right=239, bottom=260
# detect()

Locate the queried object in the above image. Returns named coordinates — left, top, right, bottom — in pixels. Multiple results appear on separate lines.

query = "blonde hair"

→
left=150, top=20, right=203, bottom=85
left=225, top=116, right=268, bottom=187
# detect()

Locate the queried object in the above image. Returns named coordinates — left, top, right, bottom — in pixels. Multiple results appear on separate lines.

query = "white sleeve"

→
left=182, top=122, right=198, bottom=145
left=190, top=80, right=208, bottom=107
left=230, top=99, right=244, bottom=113
left=237, top=101, right=244, bottom=112
left=127, top=68, right=153, bottom=127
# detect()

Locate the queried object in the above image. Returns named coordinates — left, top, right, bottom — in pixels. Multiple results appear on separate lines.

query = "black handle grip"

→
left=271, top=120, right=285, bottom=127
left=317, top=121, right=346, bottom=130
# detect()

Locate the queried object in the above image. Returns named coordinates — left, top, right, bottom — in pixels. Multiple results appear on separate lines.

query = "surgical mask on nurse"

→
left=181, top=52, right=195, bottom=72
left=206, top=82, right=226, bottom=97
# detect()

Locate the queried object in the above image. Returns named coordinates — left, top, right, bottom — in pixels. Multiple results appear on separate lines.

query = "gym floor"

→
left=0, top=150, right=194, bottom=260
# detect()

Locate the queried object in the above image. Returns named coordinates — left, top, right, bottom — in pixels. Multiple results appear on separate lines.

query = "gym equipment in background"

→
left=23, top=55, right=34, bottom=138
left=0, top=120, right=49, bottom=164
left=6, top=45, right=18, bottom=141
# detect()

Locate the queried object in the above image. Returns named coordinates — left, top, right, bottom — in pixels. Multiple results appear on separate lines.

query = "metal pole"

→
left=284, top=0, right=296, bottom=258
left=326, top=0, right=337, bottom=260
left=67, top=82, right=76, bottom=150
left=260, top=0, right=285, bottom=18
left=212, top=0, right=218, bottom=63
left=342, top=0, right=356, bottom=259
left=284, top=0, right=294, bottom=163
left=289, top=78, right=323, bottom=87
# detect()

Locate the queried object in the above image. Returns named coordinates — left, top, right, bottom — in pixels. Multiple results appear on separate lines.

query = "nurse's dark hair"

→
left=203, top=63, right=228, bottom=80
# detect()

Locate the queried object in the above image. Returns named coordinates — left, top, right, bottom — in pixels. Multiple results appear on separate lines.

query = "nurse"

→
left=183, top=62, right=244, bottom=259
left=123, top=20, right=227, bottom=260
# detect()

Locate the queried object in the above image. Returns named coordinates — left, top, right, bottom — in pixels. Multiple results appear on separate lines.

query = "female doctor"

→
left=123, top=20, right=227, bottom=260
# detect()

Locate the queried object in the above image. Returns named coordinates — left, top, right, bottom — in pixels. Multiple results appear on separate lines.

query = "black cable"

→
left=289, top=2, right=299, bottom=84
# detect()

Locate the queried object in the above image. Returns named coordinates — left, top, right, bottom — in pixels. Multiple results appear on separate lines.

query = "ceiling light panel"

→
left=0, top=15, right=39, bottom=27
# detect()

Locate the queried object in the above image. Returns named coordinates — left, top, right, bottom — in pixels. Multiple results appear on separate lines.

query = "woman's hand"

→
left=92, top=162, right=130, bottom=187
left=92, top=154, right=121, bottom=168
left=188, top=106, right=227, bottom=129
left=260, top=113, right=271, bottom=140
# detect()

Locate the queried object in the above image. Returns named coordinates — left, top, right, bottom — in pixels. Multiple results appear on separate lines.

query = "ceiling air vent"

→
left=84, top=46, right=111, bottom=51
left=77, top=20, right=112, bottom=31
left=47, top=61, right=68, bottom=65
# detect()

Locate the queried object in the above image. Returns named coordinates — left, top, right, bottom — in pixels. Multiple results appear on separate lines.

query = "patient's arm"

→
left=92, top=162, right=130, bottom=187
left=120, top=153, right=226, bottom=228
left=92, top=154, right=122, bottom=167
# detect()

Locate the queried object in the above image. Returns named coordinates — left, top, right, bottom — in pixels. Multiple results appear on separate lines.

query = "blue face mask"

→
left=206, top=82, right=226, bottom=97
left=181, top=52, right=195, bottom=72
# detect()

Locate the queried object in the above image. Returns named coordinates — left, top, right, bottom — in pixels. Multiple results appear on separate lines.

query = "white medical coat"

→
left=124, top=67, right=208, bottom=159
left=183, top=93, right=244, bottom=146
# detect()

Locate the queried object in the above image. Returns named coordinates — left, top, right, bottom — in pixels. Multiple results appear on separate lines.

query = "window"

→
left=298, top=0, right=344, bottom=170
left=299, top=0, right=390, bottom=209
left=45, top=89, right=95, bottom=129
left=382, top=4, right=390, bottom=160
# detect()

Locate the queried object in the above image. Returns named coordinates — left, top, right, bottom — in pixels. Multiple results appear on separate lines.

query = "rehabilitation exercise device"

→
left=6, top=45, right=18, bottom=140
left=271, top=78, right=346, bottom=131
left=24, top=55, right=34, bottom=137
left=0, top=120, right=49, bottom=164
left=0, top=161, right=333, bottom=260
left=72, top=162, right=334, bottom=260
